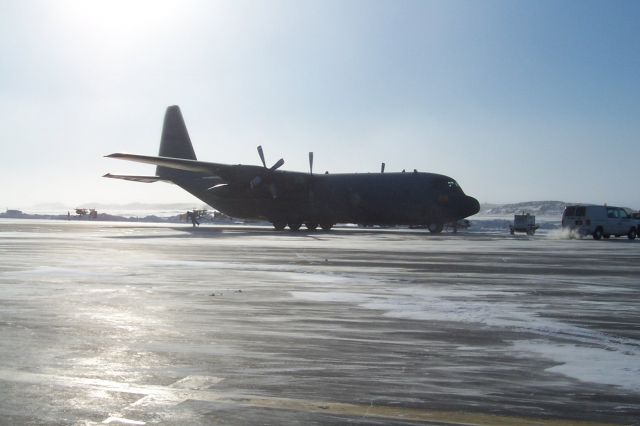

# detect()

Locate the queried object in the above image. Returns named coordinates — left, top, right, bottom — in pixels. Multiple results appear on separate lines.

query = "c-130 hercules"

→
left=105, top=106, right=480, bottom=232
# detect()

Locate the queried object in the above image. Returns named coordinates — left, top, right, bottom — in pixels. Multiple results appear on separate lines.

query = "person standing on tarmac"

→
left=189, top=210, right=200, bottom=227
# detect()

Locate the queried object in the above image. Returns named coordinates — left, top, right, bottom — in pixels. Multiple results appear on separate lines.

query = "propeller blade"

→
left=309, top=152, right=314, bottom=174
left=270, top=158, right=284, bottom=171
left=257, top=145, right=267, bottom=168
left=381, top=162, right=385, bottom=173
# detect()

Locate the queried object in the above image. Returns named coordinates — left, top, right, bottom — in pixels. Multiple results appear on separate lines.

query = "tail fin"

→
left=156, top=105, right=197, bottom=177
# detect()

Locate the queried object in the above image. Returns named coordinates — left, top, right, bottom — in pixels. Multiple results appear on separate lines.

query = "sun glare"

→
left=55, top=0, right=187, bottom=48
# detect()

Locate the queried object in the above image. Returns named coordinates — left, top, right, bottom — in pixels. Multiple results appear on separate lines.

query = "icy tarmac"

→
left=0, top=220, right=638, bottom=425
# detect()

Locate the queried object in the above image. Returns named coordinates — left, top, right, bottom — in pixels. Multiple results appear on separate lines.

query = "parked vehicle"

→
left=510, top=213, right=538, bottom=235
left=623, top=208, right=640, bottom=229
left=561, top=205, right=637, bottom=240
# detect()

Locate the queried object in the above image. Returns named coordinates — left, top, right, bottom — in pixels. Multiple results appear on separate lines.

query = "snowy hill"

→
left=481, top=201, right=567, bottom=217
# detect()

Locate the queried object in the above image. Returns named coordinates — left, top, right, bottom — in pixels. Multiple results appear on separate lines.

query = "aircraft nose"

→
left=462, top=196, right=480, bottom=218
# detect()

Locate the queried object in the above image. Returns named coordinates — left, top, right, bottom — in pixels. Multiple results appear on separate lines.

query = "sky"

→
left=1, top=0, right=639, bottom=210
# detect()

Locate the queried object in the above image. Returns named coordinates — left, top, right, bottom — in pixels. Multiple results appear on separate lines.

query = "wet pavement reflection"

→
left=0, top=220, right=638, bottom=425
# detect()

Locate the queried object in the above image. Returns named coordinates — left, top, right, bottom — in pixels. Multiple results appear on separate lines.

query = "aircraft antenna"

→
left=309, top=152, right=314, bottom=174
left=381, top=162, right=385, bottom=173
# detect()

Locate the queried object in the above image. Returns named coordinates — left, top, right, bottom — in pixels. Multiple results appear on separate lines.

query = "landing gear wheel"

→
left=272, top=221, right=286, bottom=231
left=288, top=222, right=302, bottom=231
left=427, top=223, right=443, bottom=234
left=628, top=228, right=637, bottom=240
left=592, top=227, right=603, bottom=240
left=603, top=234, right=610, bottom=239
left=320, top=223, right=333, bottom=231
left=305, top=223, right=318, bottom=231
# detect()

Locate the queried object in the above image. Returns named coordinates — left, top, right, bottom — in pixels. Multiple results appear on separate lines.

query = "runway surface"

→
left=0, top=220, right=638, bottom=425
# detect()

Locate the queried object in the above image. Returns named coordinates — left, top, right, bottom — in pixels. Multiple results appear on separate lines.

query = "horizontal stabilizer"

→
left=103, top=173, right=172, bottom=183
left=105, top=153, right=217, bottom=174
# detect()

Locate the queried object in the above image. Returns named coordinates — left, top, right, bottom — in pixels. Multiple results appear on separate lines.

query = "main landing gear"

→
left=427, top=222, right=444, bottom=234
left=271, top=221, right=333, bottom=231
left=272, top=220, right=287, bottom=231
left=287, top=222, right=302, bottom=231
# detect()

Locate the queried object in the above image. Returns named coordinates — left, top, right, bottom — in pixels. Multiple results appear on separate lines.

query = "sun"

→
left=53, top=0, right=187, bottom=48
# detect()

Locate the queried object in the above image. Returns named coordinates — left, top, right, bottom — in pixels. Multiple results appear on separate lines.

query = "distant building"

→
left=4, top=209, right=23, bottom=218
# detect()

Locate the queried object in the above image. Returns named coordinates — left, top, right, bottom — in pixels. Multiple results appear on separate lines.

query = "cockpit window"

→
left=433, top=178, right=462, bottom=193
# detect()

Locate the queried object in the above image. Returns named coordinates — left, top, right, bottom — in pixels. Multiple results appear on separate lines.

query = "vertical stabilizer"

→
left=156, top=105, right=197, bottom=177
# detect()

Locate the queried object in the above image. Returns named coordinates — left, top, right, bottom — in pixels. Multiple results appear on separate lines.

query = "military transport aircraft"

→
left=105, top=106, right=479, bottom=232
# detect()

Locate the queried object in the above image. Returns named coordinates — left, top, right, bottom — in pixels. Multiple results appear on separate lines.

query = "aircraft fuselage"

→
left=171, top=169, right=479, bottom=228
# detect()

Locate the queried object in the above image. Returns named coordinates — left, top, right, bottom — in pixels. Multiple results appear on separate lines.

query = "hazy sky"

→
left=1, top=0, right=639, bottom=209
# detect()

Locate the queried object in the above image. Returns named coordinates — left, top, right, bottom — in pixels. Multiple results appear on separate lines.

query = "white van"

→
left=561, top=205, right=637, bottom=240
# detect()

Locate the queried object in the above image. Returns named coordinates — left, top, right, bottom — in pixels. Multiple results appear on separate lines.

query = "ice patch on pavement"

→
left=291, top=287, right=640, bottom=392
left=512, top=341, right=640, bottom=392
left=102, top=417, right=146, bottom=425
left=1, top=266, right=114, bottom=278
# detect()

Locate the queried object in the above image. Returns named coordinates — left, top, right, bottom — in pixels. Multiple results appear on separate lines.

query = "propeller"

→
left=309, top=152, right=314, bottom=174
left=257, top=145, right=284, bottom=171
left=381, top=162, right=385, bottom=173
left=253, top=145, right=284, bottom=199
